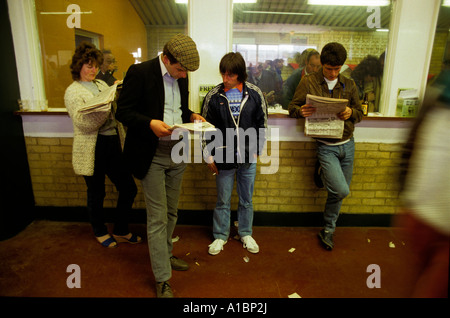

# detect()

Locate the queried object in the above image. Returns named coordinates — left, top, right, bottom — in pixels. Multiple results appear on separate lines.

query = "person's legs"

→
left=164, top=157, right=187, bottom=258
left=103, top=135, right=137, bottom=236
left=317, top=139, right=354, bottom=233
left=84, top=136, right=108, bottom=238
left=141, top=148, right=173, bottom=283
left=401, top=213, right=449, bottom=298
left=84, top=173, right=107, bottom=237
left=212, top=168, right=236, bottom=241
left=235, top=163, right=256, bottom=238
left=141, top=141, right=187, bottom=283
left=236, top=163, right=259, bottom=253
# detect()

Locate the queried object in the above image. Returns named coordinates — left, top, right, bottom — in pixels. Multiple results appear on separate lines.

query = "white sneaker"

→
left=241, top=235, right=259, bottom=253
left=208, top=239, right=226, bottom=255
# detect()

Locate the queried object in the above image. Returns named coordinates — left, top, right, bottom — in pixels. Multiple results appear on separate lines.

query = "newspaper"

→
left=169, top=121, right=216, bottom=132
left=79, top=83, right=118, bottom=113
left=304, top=94, right=348, bottom=139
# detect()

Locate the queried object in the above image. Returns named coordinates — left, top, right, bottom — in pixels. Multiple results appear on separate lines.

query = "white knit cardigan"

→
left=64, top=80, right=113, bottom=176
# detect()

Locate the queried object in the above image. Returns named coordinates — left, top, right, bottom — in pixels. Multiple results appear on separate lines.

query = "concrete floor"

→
left=0, top=220, right=421, bottom=300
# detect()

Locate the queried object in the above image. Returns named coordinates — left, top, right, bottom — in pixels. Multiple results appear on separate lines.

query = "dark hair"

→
left=351, top=55, right=383, bottom=85
left=70, top=42, right=103, bottom=81
left=306, top=49, right=320, bottom=64
left=163, top=44, right=178, bottom=65
left=219, top=52, right=248, bottom=83
left=320, top=42, right=347, bottom=66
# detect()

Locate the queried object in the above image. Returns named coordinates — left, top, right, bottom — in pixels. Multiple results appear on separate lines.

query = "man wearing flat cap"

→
left=116, top=34, right=204, bottom=298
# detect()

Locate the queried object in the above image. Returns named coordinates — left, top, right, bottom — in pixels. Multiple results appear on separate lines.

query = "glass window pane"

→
left=233, top=0, right=391, bottom=114
left=428, top=4, right=450, bottom=81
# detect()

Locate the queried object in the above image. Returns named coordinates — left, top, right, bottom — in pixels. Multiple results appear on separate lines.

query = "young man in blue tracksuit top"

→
left=201, top=52, right=268, bottom=256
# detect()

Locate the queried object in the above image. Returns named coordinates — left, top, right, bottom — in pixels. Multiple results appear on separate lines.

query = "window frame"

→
left=8, top=0, right=443, bottom=118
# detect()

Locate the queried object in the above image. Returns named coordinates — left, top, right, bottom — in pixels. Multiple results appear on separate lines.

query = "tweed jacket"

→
left=64, top=79, right=121, bottom=176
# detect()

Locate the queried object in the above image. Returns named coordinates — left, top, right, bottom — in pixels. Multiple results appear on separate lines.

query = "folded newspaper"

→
left=304, top=94, right=348, bottom=139
left=169, top=121, right=215, bottom=132
left=79, top=83, right=118, bottom=114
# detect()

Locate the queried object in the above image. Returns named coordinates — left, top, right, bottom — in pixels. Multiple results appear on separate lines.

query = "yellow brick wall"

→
left=25, top=137, right=403, bottom=215
left=429, top=31, right=448, bottom=77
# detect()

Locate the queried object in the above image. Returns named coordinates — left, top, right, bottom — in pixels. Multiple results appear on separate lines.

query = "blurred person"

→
left=398, top=66, right=450, bottom=298
left=289, top=42, right=363, bottom=250
left=64, top=42, right=140, bottom=248
left=116, top=34, right=205, bottom=298
left=296, top=49, right=312, bottom=70
left=282, top=49, right=320, bottom=109
left=271, top=58, right=284, bottom=91
left=96, top=49, right=118, bottom=86
left=202, top=52, right=267, bottom=256
left=263, top=59, right=273, bottom=71
left=248, top=63, right=280, bottom=106
left=351, top=55, right=383, bottom=112
left=282, top=51, right=308, bottom=82
left=339, top=64, right=353, bottom=79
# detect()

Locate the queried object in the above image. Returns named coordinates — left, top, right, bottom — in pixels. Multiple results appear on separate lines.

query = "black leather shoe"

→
left=156, top=281, right=173, bottom=298
left=314, top=160, right=324, bottom=188
left=318, top=229, right=334, bottom=250
left=170, top=256, right=189, bottom=271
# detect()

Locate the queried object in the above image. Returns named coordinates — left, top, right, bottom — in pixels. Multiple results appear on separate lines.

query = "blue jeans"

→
left=316, top=138, right=355, bottom=233
left=140, top=141, right=186, bottom=283
left=213, top=163, right=257, bottom=241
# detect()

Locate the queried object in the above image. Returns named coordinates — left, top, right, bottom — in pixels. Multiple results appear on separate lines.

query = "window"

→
left=33, top=0, right=189, bottom=108
left=427, top=3, right=450, bottom=81
left=233, top=0, right=392, bottom=114
left=13, top=0, right=447, bottom=117
left=74, top=29, right=101, bottom=49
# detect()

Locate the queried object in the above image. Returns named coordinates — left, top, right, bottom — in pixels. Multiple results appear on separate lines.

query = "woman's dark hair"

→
left=351, top=55, right=383, bottom=85
left=70, top=42, right=103, bottom=81
left=219, top=52, right=248, bottom=83
left=320, top=42, right=347, bottom=66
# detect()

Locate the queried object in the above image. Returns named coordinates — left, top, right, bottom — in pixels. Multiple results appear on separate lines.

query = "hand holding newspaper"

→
left=304, top=94, right=348, bottom=139
left=79, top=83, right=118, bottom=114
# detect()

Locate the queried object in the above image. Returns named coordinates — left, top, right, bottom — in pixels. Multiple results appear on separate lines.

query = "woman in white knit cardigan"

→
left=64, top=42, right=141, bottom=248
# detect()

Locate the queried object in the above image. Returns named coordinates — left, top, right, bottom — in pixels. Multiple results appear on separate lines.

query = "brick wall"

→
left=25, top=136, right=403, bottom=216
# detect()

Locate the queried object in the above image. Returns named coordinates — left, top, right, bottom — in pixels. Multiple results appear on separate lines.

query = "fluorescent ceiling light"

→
left=443, top=0, right=450, bottom=6
left=375, top=28, right=389, bottom=32
left=176, top=0, right=257, bottom=3
left=307, top=0, right=389, bottom=6
left=243, top=11, right=313, bottom=16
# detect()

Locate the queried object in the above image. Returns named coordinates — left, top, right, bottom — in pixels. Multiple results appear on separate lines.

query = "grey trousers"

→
left=141, top=141, right=187, bottom=282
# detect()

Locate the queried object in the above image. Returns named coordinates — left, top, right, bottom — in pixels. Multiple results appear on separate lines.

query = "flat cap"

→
left=166, top=34, right=200, bottom=72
